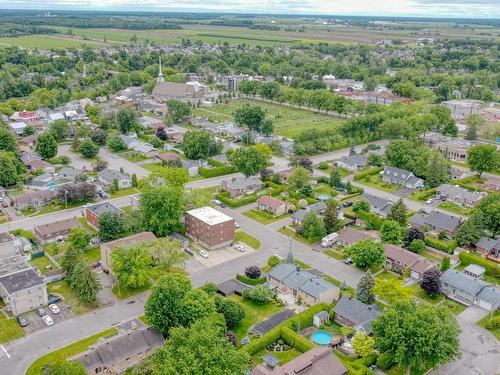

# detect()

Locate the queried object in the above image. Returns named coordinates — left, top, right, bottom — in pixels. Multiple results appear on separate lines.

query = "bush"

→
left=485, top=316, right=500, bottom=329
left=236, top=274, right=266, bottom=286
left=354, top=166, right=384, bottom=181
left=199, top=165, right=237, bottom=178
left=376, top=352, right=394, bottom=370
left=356, top=210, right=385, bottom=230
left=409, top=239, right=426, bottom=254
left=245, top=265, right=261, bottom=279
left=242, top=326, right=282, bottom=354
left=215, top=192, right=259, bottom=208
left=280, top=326, right=314, bottom=352
left=425, top=236, right=457, bottom=254
left=242, top=284, right=275, bottom=304
left=267, top=255, right=281, bottom=268
left=459, top=252, right=500, bottom=277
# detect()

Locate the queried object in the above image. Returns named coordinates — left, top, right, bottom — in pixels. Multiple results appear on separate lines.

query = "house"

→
left=410, top=210, right=462, bottom=237
left=384, top=244, right=435, bottom=280
left=25, top=159, right=55, bottom=174
left=332, top=296, right=381, bottom=335
left=34, top=217, right=81, bottom=243
left=293, top=202, right=327, bottom=225
left=0, top=233, right=18, bottom=258
left=155, top=152, right=181, bottom=165
left=437, top=184, right=486, bottom=207
left=257, top=196, right=288, bottom=217
left=181, top=159, right=207, bottom=177
left=359, top=192, right=394, bottom=218
left=221, top=177, right=262, bottom=198
left=267, top=261, right=340, bottom=305
left=85, top=202, right=124, bottom=229
left=336, top=228, right=380, bottom=247
left=59, top=166, right=84, bottom=181
left=336, top=155, right=368, bottom=171
left=138, top=116, right=164, bottom=129
left=134, top=142, right=158, bottom=157
left=279, top=169, right=293, bottom=184
left=475, top=237, right=500, bottom=260
left=0, top=254, right=48, bottom=315
left=216, top=279, right=252, bottom=297
left=440, top=269, right=500, bottom=312
left=72, top=326, right=164, bottom=375
left=483, top=176, right=500, bottom=192
left=9, top=122, right=27, bottom=135
left=26, top=173, right=63, bottom=190
left=101, top=232, right=157, bottom=273
left=152, top=81, right=205, bottom=102
left=12, top=190, right=57, bottom=209
left=18, top=134, right=38, bottom=149
left=382, top=166, right=424, bottom=189
left=98, top=169, right=132, bottom=189
left=185, top=206, right=234, bottom=249
left=463, top=264, right=486, bottom=279
left=251, top=347, right=347, bottom=375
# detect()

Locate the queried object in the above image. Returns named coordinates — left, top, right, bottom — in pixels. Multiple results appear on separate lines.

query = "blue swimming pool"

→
left=311, top=330, right=333, bottom=345
left=316, top=194, right=331, bottom=201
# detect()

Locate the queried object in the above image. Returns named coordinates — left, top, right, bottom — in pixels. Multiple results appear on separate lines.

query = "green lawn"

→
left=438, top=201, right=474, bottom=216
left=84, top=247, right=101, bottom=264
left=439, top=299, right=466, bottom=315
left=79, top=217, right=98, bottom=235
left=421, top=250, right=442, bottom=263
left=324, top=248, right=348, bottom=261
left=123, top=153, right=152, bottom=163
left=323, top=275, right=355, bottom=297
left=278, top=227, right=317, bottom=245
left=26, top=328, right=118, bottom=375
left=243, top=209, right=290, bottom=224
left=144, top=162, right=173, bottom=174
left=374, top=270, right=403, bottom=282
left=230, top=295, right=282, bottom=342
left=408, top=188, right=436, bottom=202
left=109, top=187, right=139, bottom=199
left=43, top=242, right=69, bottom=257
left=235, top=231, right=261, bottom=249
left=27, top=198, right=95, bottom=217
left=112, top=282, right=151, bottom=299
left=409, top=284, right=444, bottom=305
left=0, top=35, right=104, bottom=49
left=357, top=174, right=400, bottom=193
left=30, top=255, right=55, bottom=274
left=477, top=310, right=500, bottom=341
left=48, top=280, right=94, bottom=315
left=0, top=314, right=25, bottom=344
left=252, top=348, right=303, bottom=366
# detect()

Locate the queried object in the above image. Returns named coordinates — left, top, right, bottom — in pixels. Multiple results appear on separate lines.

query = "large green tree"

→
left=166, top=100, right=191, bottom=123
left=355, top=270, right=375, bottom=305
left=140, top=185, right=184, bottom=236
left=381, top=220, right=404, bottom=244
left=467, top=144, right=500, bottom=177
left=214, top=296, right=245, bottom=330
left=387, top=199, right=408, bottom=226
left=228, top=147, right=269, bottom=177
left=323, top=199, right=342, bottom=234
left=372, top=279, right=413, bottom=304
left=349, top=238, right=385, bottom=268
left=372, top=300, right=460, bottom=374
left=98, top=212, right=128, bottom=242
left=69, top=257, right=101, bottom=306
left=0, top=127, right=19, bottom=153
left=0, top=151, right=24, bottom=187
left=78, top=140, right=99, bottom=158
left=234, top=105, right=265, bottom=131
left=111, top=244, right=152, bottom=289
left=36, top=132, right=58, bottom=160
left=181, top=289, right=216, bottom=327
left=301, top=211, right=326, bottom=240
left=476, top=193, right=500, bottom=235
left=116, top=106, right=138, bottom=134
left=67, top=227, right=91, bottom=251
left=148, top=238, right=187, bottom=271
left=287, top=167, right=311, bottom=191
left=145, top=272, right=192, bottom=336
left=50, top=119, right=70, bottom=141
left=182, top=130, right=222, bottom=160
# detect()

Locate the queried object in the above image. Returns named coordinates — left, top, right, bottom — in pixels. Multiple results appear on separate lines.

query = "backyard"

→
left=477, top=310, right=500, bottom=341
left=48, top=280, right=94, bottom=315
left=30, top=255, right=55, bottom=274
left=243, top=208, right=290, bottom=225
left=438, top=201, right=474, bottom=216
left=356, top=174, right=400, bottom=193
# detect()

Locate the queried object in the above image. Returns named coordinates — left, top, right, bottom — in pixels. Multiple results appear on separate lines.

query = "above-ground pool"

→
left=311, top=330, right=333, bottom=345
left=316, top=194, right=331, bottom=201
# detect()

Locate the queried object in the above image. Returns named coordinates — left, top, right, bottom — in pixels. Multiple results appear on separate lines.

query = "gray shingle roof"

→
left=437, top=184, right=485, bottom=203
left=268, top=263, right=297, bottom=281
left=441, top=269, right=488, bottom=296
left=98, top=169, right=130, bottom=183
left=476, top=237, right=499, bottom=251
left=222, top=176, right=262, bottom=190
left=360, top=193, right=393, bottom=216
left=477, top=286, right=500, bottom=307
left=338, top=154, right=368, bottom=168
left=333, top=296, right=381, bottom=334
left=0, top=268, right=45, bottom=294
left=410, top=210, right=461, bottom=232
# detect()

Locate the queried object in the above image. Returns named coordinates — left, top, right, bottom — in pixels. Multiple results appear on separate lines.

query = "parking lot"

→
left=191, top=243, right=251, bottom=268
left=22, top=303, right=75, bottom=335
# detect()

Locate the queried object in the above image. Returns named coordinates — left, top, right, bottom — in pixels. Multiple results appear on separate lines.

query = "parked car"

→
left=234, top=221, right=240, bottom=229
left=17, top=316, right=28, bottom=327
left=42, top=315, right=54, bottom=327
left=342, top=201, right=354, bottom=208
left=199, top=250, right=209, bottom=258
left=49, top=304, right=60, bottom=314
left=1, top=202, right=8, bottom=208
left=426, top=198, right=433, bottom=204
left=419, top=207, right=432, bottom=214
left=184, top=248, right=194, bottom=256
left=211, top=199, right=223, bottom=206
left=35, top=307, right=45, bottom=317
left=83, top=202, right=93, bottom=208
left=234, top=244, right=246, bottom=252
left=343, top=257, right=353, bottom=265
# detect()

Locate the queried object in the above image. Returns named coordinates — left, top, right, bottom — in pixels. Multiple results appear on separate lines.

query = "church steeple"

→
left=157, top=55, right=164, bottom=84
left=286, top=236, right=294, bottom=264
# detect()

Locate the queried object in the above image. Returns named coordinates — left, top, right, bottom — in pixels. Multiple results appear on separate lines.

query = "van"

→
left=321, top=233, right=339, bottom=248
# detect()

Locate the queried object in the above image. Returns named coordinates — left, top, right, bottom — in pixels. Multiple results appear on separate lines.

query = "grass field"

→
left=243, top=209, right=290, bottom=224
left=26, top=328, right=118, bottom=375
left=438, top=201, right=474, bottom=216
left=0, top=35, right=104, bottom=49
left=357, top=174, right=400, bottom=193
left=477, top=310, right=500, bottom=341
left=193, top=99, right=343, bottom=139
left=30, top=256, right=55, bottom=274
left=235, top=230, right=261, bottom=249
left=48, top=280, right=94, bottom=315
left=0, top=314, right=24, bottom=344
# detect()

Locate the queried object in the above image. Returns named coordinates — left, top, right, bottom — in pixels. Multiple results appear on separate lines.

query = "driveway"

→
left=23, top=304, right=75, bottom=335
left=99, top=148, right=150, bottom=178
left=431, top=305, right=500, bottom=375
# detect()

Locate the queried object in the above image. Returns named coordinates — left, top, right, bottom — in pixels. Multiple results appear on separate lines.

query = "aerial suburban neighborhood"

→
left=0, top=6, right=498, bottom=375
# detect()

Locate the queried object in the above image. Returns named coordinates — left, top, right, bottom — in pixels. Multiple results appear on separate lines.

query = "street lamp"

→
left=64, top=190, right=68, bottom=209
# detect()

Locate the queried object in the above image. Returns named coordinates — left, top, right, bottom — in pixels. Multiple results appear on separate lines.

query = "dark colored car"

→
left=343, top=257, right=353, bottom=265
left=17, top=316, right=28, bottom=327
left=35, top=307, right=45, bottom=317
left=342, top=201, right=354, bottom=208
left=184, top=248, right=194, bottom=256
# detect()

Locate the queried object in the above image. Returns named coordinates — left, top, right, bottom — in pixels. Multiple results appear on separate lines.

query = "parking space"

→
left=22, top=303, right=75, bottom=334
left=191, top=244, right=250, bottom=268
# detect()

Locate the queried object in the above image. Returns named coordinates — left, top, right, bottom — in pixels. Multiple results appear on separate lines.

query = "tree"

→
left=420, top=268, right=441, bottom=296
left=228, top=147, right=269, bottom=177
left=356, top=271, right=375, bottom=304
left=329, top=168, right=342, bottom=187
left=181, top=289, right=216, bottom=327
left=182, top=130, right=222, bottom=160
left=238, top=80, right=262, bottom=97
left=50, top=119, right=70, bottom=141
left=107, top=136, right=127, bottom=152
left=98, top=212, right=128, bottom=242
left=0, top=151, right=24, bottom=187
left=111, top=244, right=152, bottom=289
left=352, top=331, right=375, bottom=357
left=381, top=220, right=404, bottom=244
left=131, top=173, right=138, bottom=187
left=245, top=265, right=261, bottom=279
left=36, top=132, right=58, bottom=160
left=140, top=185, right=184, bottom=236
left=67, top=227, right=91, bottom=251
left=22, top=125, right=35, bottom=137
left=78, top=140, right=99, bottom=158
left=454, top=211, right=484, bottom=246
left=183, top=188, right=211, bottom=210
left=352, top=199, right=370, bottom=213
left=323, top=199, right=342, bottom=234
left=0, top=127, right=18, bottom=153
left=145, top=167, right=189, bottom=187
left=431, top=106, right=457, bottom=137
left=166, top=100, right=191, bottom=122
left=116, top=106, right=138, bottom=134
left=301, top=211, right=326, bottom=240
left=242, top=285, right=275, bottom=304
left=372, top=300, right=460, bottom=374
left=465, top=114, right=482, bottom=141
left=476, top=193, right=500, bottom=235
left=350, top=239, right=385, bottom=268
left=69, top=257, right=101, bottom=306
left=467, top=144, right=500, bottom=177
left=90, top=129, right=108, bottom=146
left=145, top=272, right=191, bottom=336
left=58, top=182, right=96, bottom=203
left=260, top=118, right=274, bottom=136
left=387, top=199, right=408, bottom=226
left=215, top=297, right=245, bottom=330
left=234, top=105, right=265, bottom=131
left=372, top=279, right=413, bottom=304
left=152, top=314, right=249, bottom=375
left=62, top=246, right=83, bottom=277
left=253, top=143, right=273, bottom=160
left=403, top=227, right=425, bottom=248
left=148, top=238, right=187, bottom=271
left=287, top=167, right=311, bottom=191
left=40, top=360, right=87, bottom=375
left=440, top=257, right=450, bottom=271
left=409, top=239, right=426, bottom=254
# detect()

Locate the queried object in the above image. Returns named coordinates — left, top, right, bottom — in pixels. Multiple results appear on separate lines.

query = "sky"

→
left=1, top=0, right=499, bottom=19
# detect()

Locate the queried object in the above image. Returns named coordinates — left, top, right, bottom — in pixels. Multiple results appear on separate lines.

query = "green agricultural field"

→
left=0, top=35, right=105, bottom=49
left=193, top=99, right=343, bottom=139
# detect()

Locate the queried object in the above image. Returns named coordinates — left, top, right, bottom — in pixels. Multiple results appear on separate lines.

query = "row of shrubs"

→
left=287, top=303, right=329, bottom=331
left=459, top=252, right=500, bottom=277
left=199, top=165, right=237, bottom=178
left=334, top=349, right=377, bottom=375
left=353, top=166, right=384, bottom=181
left=425, top=236, right=457, bottom=254
left=236, top=273, right=266, bottom=286
left=215, top=184, right=286, bottom=208
left=356, top=210, right=385, bottom=230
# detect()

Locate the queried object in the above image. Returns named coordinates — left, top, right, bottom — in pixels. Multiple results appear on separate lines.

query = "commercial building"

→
left=185, top=206, right=234, bottom=249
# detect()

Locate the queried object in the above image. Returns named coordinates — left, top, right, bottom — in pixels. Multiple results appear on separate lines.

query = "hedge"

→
left=242, top=326, right=282, bottom=354
left=280, top=326, right=314, bottom=352
left=215, top=192, right=259, bottom=208
left=425, top=236, right=457, bottom=254
left=376, top=352, right=394, bottom=370
left=287, top=303, right=329, bottom=331
left=354, top=166, right=384, bottom=181
left=459, top=252, right=500, bottom=277
left=356, top=210, right=385, bottom=230
left=236, top=274, right=266, bottom=286
left=199, top=165, right=237, bottom=178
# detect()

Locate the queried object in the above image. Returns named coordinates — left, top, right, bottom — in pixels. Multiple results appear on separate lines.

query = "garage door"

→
left=477, top=299, right=492, bottom=311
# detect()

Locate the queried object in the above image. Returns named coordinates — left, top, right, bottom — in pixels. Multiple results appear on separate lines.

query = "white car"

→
left=234, top=222, right=240, bottom=229
left=42, top=315, right=54, bottom=327
left=234, top=244, right=246, bottom=252
left=426, top=198, right=433, bottom=204
left=83, top=203, right=93, bottom=208
left=199, top=250, right=209, bottom=258
left=49, top=304, right=60, bottom=314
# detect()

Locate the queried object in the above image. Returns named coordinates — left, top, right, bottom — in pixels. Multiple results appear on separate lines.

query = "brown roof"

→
left=102, top=232, right=157, bottom=251
left=384, top=244, right=422, bottom=268
left=34, top=217, right=80, bottom=237
left=257, top=195, right=286, bottom=210
left=152, top=82, right=201, bottom=99
left=251, top=347, right=347, bottom=375
left=155, top=152, right=181, bottom=162
left=13, top=190, right=56, bottom=205
left=412, top=258, right=434, bottom=274
left=27, top=159, right=51, bottom=169
left=339, top=228, right=378, bottom=244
